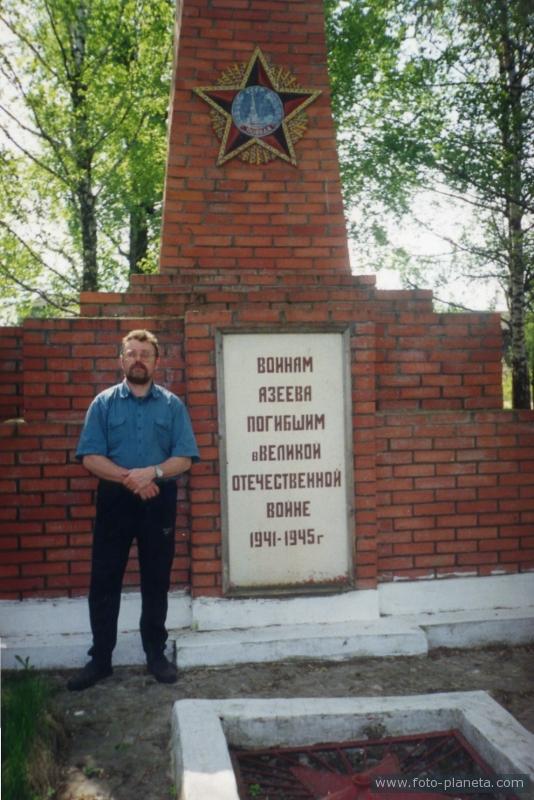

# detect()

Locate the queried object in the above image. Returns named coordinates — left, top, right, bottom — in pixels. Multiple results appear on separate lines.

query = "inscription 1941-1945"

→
left=250, top=529, right=323, bottom=548
left=219, top=332, right=352, bottom=592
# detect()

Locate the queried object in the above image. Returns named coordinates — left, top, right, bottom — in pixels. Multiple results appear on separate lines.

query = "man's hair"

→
left=121, top=329, right=160, bottom=358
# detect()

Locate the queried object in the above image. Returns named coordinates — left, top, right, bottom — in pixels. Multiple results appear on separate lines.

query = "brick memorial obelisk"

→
left=160, top=0, right=351, bottom=276
left=157, top=0, right=360, bottom=596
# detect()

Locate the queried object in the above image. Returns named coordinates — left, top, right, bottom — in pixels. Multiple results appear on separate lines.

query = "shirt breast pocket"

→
left=154, top=417, right=171, bottom=453
left=107, top=415, right=127, bottom=450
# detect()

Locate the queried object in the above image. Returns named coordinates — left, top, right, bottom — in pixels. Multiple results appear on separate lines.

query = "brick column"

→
left=160, top=0, right=350, bottom=274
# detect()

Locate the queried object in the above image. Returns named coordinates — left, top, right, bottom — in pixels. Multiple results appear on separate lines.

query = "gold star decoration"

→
left=193, top=47, right=321, bottom=166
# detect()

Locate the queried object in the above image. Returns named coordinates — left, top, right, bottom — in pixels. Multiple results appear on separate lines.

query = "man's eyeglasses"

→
left=122, top=349, right=157, bottom=361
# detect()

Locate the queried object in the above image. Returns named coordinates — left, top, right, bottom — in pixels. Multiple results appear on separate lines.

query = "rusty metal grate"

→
left=231, top=729, right=520, bottom=800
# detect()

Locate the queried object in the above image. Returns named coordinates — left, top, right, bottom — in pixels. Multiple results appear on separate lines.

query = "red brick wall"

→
left=375, top=307, right=504, bottom=411
left=377, top=410, right=534, bottom=581
left=0, top=318, right=192, bottom=599
left=1, top=275, right=533, bottom=600
left=78, top=274, right=504, bottom=414
left=0, top=326, right=23, bottom=421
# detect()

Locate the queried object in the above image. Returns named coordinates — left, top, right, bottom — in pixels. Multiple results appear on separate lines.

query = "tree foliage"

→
left=0, top=0, right=174, bottom=321
left=2, top=0, right=533, bottom=406
left=326, top=0, right=534, bottom=407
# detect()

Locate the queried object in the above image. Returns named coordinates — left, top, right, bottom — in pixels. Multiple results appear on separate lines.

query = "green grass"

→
left=2, top=665, right=63, bottom=800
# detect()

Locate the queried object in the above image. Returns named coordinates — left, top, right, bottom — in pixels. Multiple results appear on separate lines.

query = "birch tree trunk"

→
left=70, top=1, right=98, bottom=292
left=498, top=0, right=531, bottom=408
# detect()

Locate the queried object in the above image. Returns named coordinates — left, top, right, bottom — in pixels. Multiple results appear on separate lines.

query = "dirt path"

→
left=48, top=645, right=533, bottom=800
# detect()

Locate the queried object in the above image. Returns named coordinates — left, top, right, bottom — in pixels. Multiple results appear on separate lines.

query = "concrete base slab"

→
left=1, top=631, right=146, bottom=670
left=1, top=576, right=533, bottom=671
left=0, top=590, right=191, bottom=637
left=171, top=692, right=534, bottom=800
left=0, top=589, right=189, bottom=669
left=175, top=618, right=427, bottom=668
left=192, top=589, right=378, bottom=630
left=3, top=607, right=534, bottom=671
left=379, top=573, right=534, bottom=616
left=411, top=608, right=534, bottom=649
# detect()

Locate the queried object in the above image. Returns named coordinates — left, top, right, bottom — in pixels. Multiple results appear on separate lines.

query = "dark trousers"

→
left=88, top=480, right=177, bottom=665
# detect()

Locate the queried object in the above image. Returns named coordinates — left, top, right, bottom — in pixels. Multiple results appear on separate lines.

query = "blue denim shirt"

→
left=76, top=380, right=199, bottom=470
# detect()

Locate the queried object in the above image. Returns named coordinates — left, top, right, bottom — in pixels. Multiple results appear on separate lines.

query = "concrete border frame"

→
left=171, top=692, right=534, bottom=800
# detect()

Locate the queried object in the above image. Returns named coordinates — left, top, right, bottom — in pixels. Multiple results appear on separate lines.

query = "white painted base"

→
left=176, top=618, right=427, bottom=668
left=379, top=573, right=534, bottom=616
left=171, top=693, right=534, bottom=800
left=413, top=608, right=534, bottom=649
left=0, top=590, right=190, bottom=669
left=0, top=590, right=191, bottom=637
left=192, top=588, right=378, bottom=630
left=1, top=574, right=533, bottom=670
left=2, top=632, right=146, bottom=670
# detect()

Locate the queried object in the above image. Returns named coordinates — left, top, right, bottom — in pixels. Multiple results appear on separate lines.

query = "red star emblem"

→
left=291, top=753, right=446, bottom=800
left=194, top=47, right=321, bottom=165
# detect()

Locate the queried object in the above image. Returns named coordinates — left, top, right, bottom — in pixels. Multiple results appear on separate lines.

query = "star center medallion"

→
left=193, top=47, right=321, bottom=166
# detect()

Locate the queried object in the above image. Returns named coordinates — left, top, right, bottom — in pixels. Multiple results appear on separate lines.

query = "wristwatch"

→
left=154, top=465, right=164, bottom=480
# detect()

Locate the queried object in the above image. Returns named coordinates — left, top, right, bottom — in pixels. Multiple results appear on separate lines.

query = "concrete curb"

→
left=171, top=692, right=534, bottom=800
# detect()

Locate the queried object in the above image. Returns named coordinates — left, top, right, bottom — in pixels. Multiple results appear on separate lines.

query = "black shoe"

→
left=67, top=660, right=113, bottom=691
left=147, top=653, right=177, bottom=684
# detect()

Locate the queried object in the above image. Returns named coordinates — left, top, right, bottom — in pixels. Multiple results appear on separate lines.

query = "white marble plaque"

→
left=217, top=330, right=353, bottom=594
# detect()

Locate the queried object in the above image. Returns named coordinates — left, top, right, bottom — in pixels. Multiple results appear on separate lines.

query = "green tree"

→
left=326, top=0, right=534, bottom=408
left=0, top=0, right=174, bottom=320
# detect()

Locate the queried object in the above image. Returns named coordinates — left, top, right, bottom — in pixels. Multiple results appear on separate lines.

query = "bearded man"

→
left=67, top=329, right=199, bottom=691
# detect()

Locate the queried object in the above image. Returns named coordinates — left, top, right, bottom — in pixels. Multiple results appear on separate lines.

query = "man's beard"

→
left=126, top=364, right=151, bottom=385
